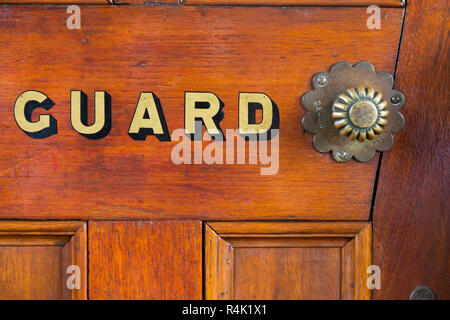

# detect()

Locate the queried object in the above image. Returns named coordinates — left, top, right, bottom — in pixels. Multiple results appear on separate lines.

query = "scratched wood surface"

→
left=0, top=6, right=403, bottom=220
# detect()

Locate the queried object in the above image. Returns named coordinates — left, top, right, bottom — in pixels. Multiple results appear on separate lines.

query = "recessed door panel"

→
left=205, top=222, right=372, bottom=299
left=0, top=221, right=87, bottom=300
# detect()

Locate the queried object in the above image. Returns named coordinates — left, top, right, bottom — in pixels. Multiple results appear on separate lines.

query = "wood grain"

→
left=183, top=0, right=404, bottom=7
left=0, top=0, right=108, bottom=3
left=88, top=221, right=202, bottom=299
left=0, top=6, right=403, bottom=221
left=373, top=0, right=450, bottom=300
left=0, top=220, right=84, bottom=233
left=233, top=247, right=341, bottom=299
left=209, top=221, right=369, bottom=235
left=341, top=237, right=355, bottom=299
left=355, top=223, right=371, bottom=299
left=0, top=246, right=63, bottom=300
left=0, top=0, right=178, bottom=3
left=0, top=0, right=404, bottom=5
left=0, top=221, right=87, bottom=300
left=62, top=223, right=87, bottom=300
left=204, top=221, right=371, bottom=299
left=122, top=0, right=178, bottom=4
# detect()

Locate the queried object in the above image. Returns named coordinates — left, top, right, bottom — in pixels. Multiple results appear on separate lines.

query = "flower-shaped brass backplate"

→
left=302, top=61, right=405, bottom=162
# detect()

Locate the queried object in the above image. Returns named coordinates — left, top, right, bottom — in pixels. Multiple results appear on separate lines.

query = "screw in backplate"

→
left=335, top=151, right=349, bottom=162
left=315, top=74, right=328, bottom=87
left=391, top=95, right=402, bottom=105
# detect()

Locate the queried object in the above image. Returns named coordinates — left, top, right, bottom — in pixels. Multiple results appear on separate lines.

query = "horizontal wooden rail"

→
left=0, top=0, right=405, bottom=7
left=0, top=0, right=109, bottom=3
left=182, top=0, right=404, bottom=7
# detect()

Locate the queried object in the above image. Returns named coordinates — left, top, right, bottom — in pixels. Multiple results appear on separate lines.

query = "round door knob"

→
left=332, top=87, right=389, bottom=142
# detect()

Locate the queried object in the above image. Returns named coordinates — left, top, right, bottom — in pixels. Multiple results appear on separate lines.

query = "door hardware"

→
left=302, top=61, right=405, bottom=162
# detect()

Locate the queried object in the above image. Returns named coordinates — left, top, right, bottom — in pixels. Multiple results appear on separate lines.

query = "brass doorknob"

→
left=332, top=87, right=389, bottom=142
left=302, top=61, right=405, bottom=162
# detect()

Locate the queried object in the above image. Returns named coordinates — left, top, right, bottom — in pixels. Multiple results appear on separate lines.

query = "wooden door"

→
left=0, top=0, right=447, bottom=300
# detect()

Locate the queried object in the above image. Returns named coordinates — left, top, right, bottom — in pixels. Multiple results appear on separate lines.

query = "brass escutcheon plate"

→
left=302, top=61, right=405, bottom=162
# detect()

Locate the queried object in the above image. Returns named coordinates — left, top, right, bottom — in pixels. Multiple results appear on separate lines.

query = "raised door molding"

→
left=0, top=221, right=87, bottom=300
left=205, top=221, right=372, bottom=299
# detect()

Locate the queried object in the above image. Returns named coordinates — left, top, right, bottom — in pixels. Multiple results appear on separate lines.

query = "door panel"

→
left=205, top=222, right=371, bottom=299
left=0, top=5, right=403, bottom=221
left=88, top=221, right=202, bottom=299
left=233, top=247, right=341, bottom=299
left=0, top=246, right=63, bottom=300
left=0, top=221, right=87, bottom=300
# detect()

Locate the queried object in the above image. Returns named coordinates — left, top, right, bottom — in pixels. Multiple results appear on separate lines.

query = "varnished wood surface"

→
left=0, top=221, right=87, bottom=300
left=119, top=0, right=178, bottom=3
left=0, top=220, right=84, bottom=233
left=234, top=247, right=341, bottom=299
left=205, top=221, right=371, bottom=299
left=0, top=6, right=403, bottom=221
left=209, top=221, right=369, bottom=235
left=341, top=237, right=354, bottom=299
left=0, top=0, right=405, bottom=5
left=88, top=221, right=202, bottom=299
left=0, top=0, right=107, bottom=3
left=355, top=223, right=371, bottom=299
left=0, top=246, right=63, bottom=299
left=183, top=0, right=404, bottom=7
left=373, top=0, right=450, bottom=299
left=62, top=222, right=87, bottom=300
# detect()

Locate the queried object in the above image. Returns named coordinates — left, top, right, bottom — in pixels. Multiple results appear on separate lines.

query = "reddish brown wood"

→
left=373, top=0, right=450, bottom=299
left=205, top=221, right=371, bottom=299
left=0, top=6, right=403, bottom=221
left=0, top=0, right=107, bottom=3
left=210, top=221, right=369, bottom=235
left=118, top=0, right=178, bottom=4
left=0, top=221, right=87, bottom=300
left=184, top=0, right=404, bottom=7
left=62, top=223, right=87, bottom=300
left=0, top=246, right=64, bottom=299
left=0, top=0, right=403, bottom=5
left=88, top=221, right=202, bottom=299
left=234, top=247, right=341, bottom=299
